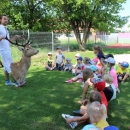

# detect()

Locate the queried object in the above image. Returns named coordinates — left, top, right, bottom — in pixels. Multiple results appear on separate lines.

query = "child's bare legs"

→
left=122, top=73, right=129, bottom=83
left=80, top=105, right=87, bottom=115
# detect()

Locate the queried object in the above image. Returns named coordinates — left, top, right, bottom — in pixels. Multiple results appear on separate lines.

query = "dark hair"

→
left=93, top=45, right=104, bottom=54
left=89, top=91, right=102, bottom=103
left=0, top=14, right=7, bottom=20
left=83, top=68, right=94, bottom=82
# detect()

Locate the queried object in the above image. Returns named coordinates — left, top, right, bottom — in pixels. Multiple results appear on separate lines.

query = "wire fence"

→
left=9, top=30, right=130, bottom=53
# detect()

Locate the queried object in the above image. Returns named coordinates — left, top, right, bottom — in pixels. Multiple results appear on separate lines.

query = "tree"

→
left=49, top=0, right=129, bottom=51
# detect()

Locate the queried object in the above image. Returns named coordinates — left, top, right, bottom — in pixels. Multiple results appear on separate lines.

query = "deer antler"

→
left=5, top=34, right=31, bottom=47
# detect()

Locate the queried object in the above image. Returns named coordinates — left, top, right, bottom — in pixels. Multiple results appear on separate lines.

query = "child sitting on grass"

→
left=65, top=58, right=97, bottom=83
left=64, top=58, right=72, bottom=72
left=105, top=57, right=120, bottom=93
left=61, top=91, right=102, bottom=129
left=72, top=56, right=84, bottom=75
left=82, top=101, right=109, bottom=130
left=54, top=46, right=65, bottom=71
left=117, top=61, right=130, bottom=83
left=45, top=52, right=55, bottom=71
left=103, top=74, right=116, bottom=101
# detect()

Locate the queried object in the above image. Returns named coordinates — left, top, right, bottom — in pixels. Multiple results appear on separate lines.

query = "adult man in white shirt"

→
left=0, top=14, right=20, bottom=86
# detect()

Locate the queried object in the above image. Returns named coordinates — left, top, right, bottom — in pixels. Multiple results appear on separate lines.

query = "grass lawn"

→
left=0, top=49, right=130, bottom=130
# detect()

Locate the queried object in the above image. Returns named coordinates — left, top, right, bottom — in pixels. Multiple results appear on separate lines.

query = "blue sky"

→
left=119, top=0, right=130, bottom=30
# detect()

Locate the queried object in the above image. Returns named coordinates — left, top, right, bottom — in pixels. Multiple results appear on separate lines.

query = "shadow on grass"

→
left=0, top=66, right=130, bottom=130
left=0, top=67, right=84, bottom=130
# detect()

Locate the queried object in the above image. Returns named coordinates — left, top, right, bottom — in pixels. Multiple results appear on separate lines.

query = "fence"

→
left=9, top=31, right=130, bottom=52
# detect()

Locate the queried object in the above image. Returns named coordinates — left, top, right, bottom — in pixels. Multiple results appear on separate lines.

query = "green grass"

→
left=0, top=49, right=130, bottom=130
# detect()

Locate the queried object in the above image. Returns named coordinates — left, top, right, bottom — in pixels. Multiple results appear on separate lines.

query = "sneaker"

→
left=121, top=80, right=124, bottom=84
left=116, top=88, right=120, bottom=93
left=76, top=79, right=82, bottom=83
left=5, top=80, right=16, bottom=86
left=65, top=79, right=73, bottom=83
left=61, top=114, right=77, bottom=129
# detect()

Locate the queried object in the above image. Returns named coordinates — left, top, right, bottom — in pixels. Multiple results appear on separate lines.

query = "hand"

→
left=66, top=118, right=73, bottom=123
left=61, top=63, right=64, bottom=66
left=0, top=37, right=5, bottom=41
left=14, top=35, right=22, bottom=40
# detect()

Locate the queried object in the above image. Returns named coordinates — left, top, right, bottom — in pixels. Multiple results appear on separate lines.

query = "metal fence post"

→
left=27, top=29, right=30, bottom=40
left=52, top=31, right=54, bottom=53
left=68, top=34, right=70, bottom=52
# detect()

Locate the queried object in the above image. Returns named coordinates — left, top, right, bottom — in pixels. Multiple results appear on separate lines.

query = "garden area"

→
left=0, top=47, right=130, bottom=130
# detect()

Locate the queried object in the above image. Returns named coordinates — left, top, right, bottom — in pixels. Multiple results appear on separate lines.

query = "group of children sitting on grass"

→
left=45, top=45, right=130, bottom=130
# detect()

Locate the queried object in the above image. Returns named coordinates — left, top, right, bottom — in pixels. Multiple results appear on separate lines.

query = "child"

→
left=117, top=61, right=130, bottom=83
left=72, top=57, right=84, bottom=75
left=93, top=45, right=105, bottom=70
left=61, top=91, right=102, bottom=129
left=45, top=52, right=55, bottom=71
left=81, top=68, right=101, bottom=101
left=103, top=74, right=116, bottom=101
left=65, top=57, right=84, bottom=83
left=105, top=57, right=120, bottom=93
left=64, top=58, right=72, bottom=72
left=86, top=101, right=109, bottom=129
left=54, top=46, right=65, bottom=71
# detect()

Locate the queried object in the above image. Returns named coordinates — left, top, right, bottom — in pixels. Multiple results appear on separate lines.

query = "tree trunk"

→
left=70, top=20, right=92, bottom=51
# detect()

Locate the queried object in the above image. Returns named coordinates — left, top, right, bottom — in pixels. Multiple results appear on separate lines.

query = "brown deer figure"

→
left=5, top=36, right=39, bottom=87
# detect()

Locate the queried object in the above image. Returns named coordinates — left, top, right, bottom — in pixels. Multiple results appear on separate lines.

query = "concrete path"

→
left=114, top=54, right=130, bottom=63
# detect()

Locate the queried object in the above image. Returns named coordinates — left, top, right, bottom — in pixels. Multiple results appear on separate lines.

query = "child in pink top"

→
left=105, top=57, right=120, bottom=93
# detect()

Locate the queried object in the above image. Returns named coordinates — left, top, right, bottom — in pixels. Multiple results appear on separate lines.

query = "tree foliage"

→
left=49, top=0, right=129, bottom=50
left=0, top=0, right=129, bottom=50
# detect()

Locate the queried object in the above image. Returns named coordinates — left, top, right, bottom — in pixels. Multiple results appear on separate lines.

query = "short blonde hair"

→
left=103, top=74, right=113, bottom=84
left=87, top=101, right=107, bottom=122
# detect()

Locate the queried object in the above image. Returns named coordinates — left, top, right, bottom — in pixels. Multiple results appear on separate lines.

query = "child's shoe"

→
left=61, top=114, right=77, bottom=129
left=65, top=79, right=73, bottom=83
left=76, top=79, right=82, bottom=83
left=121, top=80, right=124, bottom=84
left=116, top=88, right=120, bottom=93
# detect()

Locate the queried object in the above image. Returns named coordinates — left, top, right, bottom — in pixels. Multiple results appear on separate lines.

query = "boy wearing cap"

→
left=117, top=61, right=130, bottom=83
left=64, top=58, right=72, bottom=72
left=45, top=52, right=55, bottom=70
left=73, top=57, right=84, bottom=75
left=54, top=46, right=65, bottom=71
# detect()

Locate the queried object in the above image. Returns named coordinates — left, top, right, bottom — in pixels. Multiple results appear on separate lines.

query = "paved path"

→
left=114, top=54, right=130, bottom=63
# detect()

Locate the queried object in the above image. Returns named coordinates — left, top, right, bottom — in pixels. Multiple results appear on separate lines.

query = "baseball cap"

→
left=75, top=53, right=81, bottom=58
left=104, top=126, right=119, bottom=130
left=48, top=52, right=52, bottom=55
left=82, top=124, right=98, bottom=130
left=77, top=57, right=83, bottom=61
left=105, top=57, right=115, bottom=64
left=86, top=65, right=97, bottom=72
left=66, top=58, right=71, bottom=61
left=119, top=61, right=129, bottom=68
left=56, top=46, right=62, bottom=49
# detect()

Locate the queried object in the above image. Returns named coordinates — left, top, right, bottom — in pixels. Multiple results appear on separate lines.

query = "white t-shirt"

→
left=0, top=25, right=10, bottom=51
left=55, top=53, right=65, bottom=64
